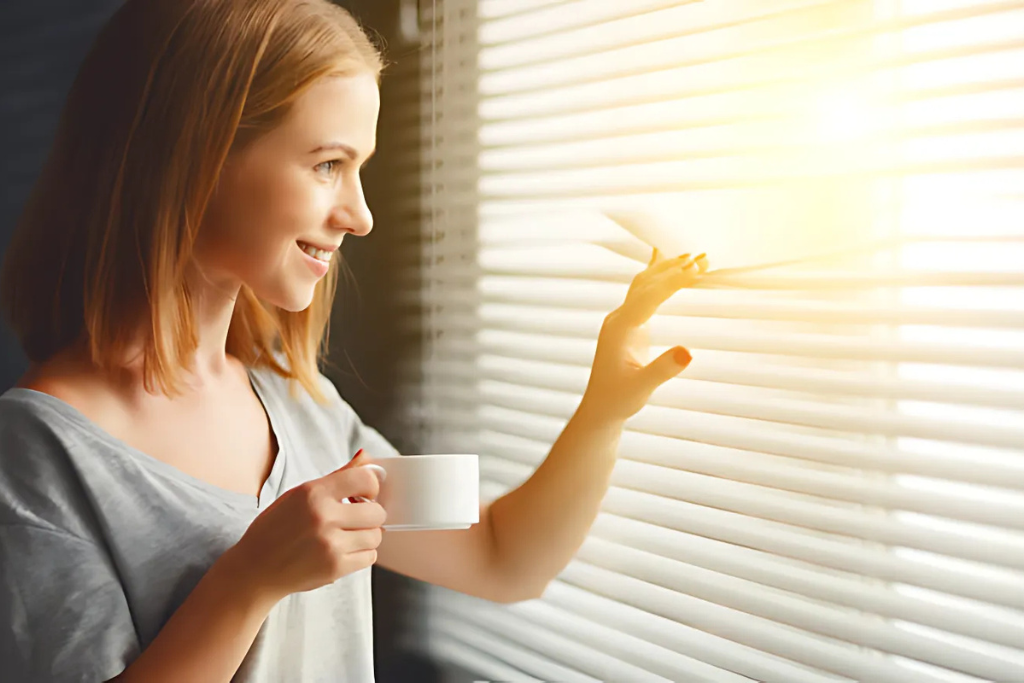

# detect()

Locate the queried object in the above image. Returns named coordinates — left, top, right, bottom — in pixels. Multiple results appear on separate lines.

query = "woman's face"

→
left=198, top=72, right=379, bottom=312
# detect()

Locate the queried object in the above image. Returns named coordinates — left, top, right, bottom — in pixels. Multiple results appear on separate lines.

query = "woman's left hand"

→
left=578, top=249, right=708, bottom=423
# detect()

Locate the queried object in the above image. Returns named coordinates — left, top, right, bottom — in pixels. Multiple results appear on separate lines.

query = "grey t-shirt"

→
left=0, top=365, right=400, bottom=682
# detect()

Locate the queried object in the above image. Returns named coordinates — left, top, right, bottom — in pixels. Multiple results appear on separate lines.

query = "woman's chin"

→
left=280, top=292, right=316, bottom=313
left=256, top=285, right=316, bottom=313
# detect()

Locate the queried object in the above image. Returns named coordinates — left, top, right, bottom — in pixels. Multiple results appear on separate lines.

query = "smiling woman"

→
left=198, top=73, right=379, bottom=311
left=0, top=1, right=393, bottom=681
left=0, top=0, right=381, bottom=400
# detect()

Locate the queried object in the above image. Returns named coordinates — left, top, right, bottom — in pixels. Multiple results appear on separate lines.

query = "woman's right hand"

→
left=230, top=452, right=387, bottom=601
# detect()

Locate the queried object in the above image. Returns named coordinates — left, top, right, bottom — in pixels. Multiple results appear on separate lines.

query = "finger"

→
left=656, top=255, right=702, bottom=290
left=312, top=493, right=386, bottom=529
left=340, top=449, right=367, bottom=469
left=638, top=346, right=692, bottom=393
left=347, top=548, right=379, bottom=573
left=341, top=500, right=388, bottom=530
left=620, top=260, right=699, bottom=325
left=321, top=464, right=382, bottom=503
left=643, top=252, right=692, bottom=277
left=630, top=253, right=692, bottom=294
left=344, top=527, right=384, bottom=553
left=695, top=253, right=709, bottom=275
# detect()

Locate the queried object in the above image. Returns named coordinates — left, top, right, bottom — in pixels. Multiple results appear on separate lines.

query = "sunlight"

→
left=811, top=88, right=882, bottom=144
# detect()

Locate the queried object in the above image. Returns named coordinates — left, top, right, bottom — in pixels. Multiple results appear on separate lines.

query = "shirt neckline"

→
left=2, top=366, right=289, bottom=510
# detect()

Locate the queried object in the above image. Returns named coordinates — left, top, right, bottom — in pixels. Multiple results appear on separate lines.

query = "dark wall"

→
left=0, top=0, right=125, bottom=389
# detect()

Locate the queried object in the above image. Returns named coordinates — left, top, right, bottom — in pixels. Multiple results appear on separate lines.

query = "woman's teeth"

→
left=299, top=242, right=332, bottom=263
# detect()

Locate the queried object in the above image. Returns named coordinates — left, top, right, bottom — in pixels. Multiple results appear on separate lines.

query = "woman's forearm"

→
left=488, top=401, right=626, bottom=599
left=109, top=545, right=277, bottom=683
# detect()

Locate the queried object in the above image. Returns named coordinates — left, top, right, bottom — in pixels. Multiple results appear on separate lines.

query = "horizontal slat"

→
left=430, top=616, right=597, bottom=682
left=504, top=598, right=756, bottom=683
left=476, top=77, right=1024, bottom=147
left=468, top=461, right=1024, bottom=611
left=409, top=285, right=1024, bottom=338
left=479, top=0, right=565, bottom=21
left=480, top=2, right=871, bottom=95
left=424, top=358, right=1024, bottom=491
left=470, top=42, right=1024, bottom=122
left=480, top=0, right=1024, bottom=76
left=462, top=360, right=1024, bottom=451
left=478, top=3, right=1024, bottom=96
left=466, top=407, right=1024, bottom=573
left=571, top=542, right=1024, bottom=681
left=479, top=0, right=859, bottom=71
left=474, top=276, right=1024, bottom=330
left=468, top=394, right=1024, bottom=554
left=429, top=595, right=674, bottom=682
left=429, top=314, right=1024, bottom=369
left=426, top=636, right=542, bottom=683
left=572, top=537, right=1024, bottom=679
left=586, top=514, right=1024, bottom=651
left=478, top=0, right=703, bottom=46
left=472, top=250, right=1024, bottom=289
left=431, top=589, right=747, bottom=683
left=474, top=120, right=1024, bottom=174
left=470, top=417, right=1024, bottom=531
left=467, top=347, right=1024, bottom=412
left=538, top=580, right=846, bottom=683
left=557, top=561, right=944, bottom=683
left=473, top=437, right=1024, bottom=574
left=411, top=339, right=1024, bottom=417
left=476, top=155, right=1024, bottom=198
left=452, top=352, right=1024, bottom=471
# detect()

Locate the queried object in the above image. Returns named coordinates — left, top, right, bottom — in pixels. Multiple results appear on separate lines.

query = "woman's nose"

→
left=330, top=184, right=373, bottom=237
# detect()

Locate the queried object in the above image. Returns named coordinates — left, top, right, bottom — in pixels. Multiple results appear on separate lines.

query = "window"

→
left=398, top=1, right=1024, bottom=681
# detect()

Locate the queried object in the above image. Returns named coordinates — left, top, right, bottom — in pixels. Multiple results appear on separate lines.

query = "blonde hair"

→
left=0, top=0, right=383, bottom=400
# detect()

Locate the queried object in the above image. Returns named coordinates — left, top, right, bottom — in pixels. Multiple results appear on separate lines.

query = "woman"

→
left=0, top=0, right=705, bottom=680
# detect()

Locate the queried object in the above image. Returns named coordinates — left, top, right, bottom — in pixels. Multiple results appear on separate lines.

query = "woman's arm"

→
left=109, top=457, right=385, bottom=681
left=487, top=403, right=630, bottom=599
left=376, top=408, right=629, bottom=604
left=377, top=251, right=705, bottom=602
left=108, top=545, right=274, bottom=683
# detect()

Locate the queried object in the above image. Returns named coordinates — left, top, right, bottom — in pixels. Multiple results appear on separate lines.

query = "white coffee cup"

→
left=356, top=454, right=479, bottom=531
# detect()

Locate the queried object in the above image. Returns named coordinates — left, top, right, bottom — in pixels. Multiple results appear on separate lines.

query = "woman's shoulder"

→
left=0, top=385, right=81, bottom=446
left=0, top=387, right=102, bottom=535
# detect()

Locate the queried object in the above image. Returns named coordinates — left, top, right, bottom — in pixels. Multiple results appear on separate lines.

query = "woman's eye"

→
left=315, top=160, right=340, bottom=176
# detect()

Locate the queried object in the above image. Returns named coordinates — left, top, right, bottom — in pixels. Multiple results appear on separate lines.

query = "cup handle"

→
left=346, top=463, right=387, bottom=504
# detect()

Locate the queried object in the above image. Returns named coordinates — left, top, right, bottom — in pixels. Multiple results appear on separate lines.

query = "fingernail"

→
left=364, top=463, right=387, bottom=483
left=354, top=449, right=364, bottom=460
left=695, top=253, right=707, bottom=261
left=674, top=347, right=692, bottom=367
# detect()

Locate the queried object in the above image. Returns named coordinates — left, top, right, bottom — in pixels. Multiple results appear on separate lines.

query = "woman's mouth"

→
left=298, top=241, right=333, bottom=263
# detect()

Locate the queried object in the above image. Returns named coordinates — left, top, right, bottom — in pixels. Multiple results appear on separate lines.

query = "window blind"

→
left=396, top=1, right=1024, bottom=681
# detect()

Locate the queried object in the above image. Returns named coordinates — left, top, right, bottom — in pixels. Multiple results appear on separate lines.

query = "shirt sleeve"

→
left=0, top=523, right=140, bottom=683
left=317, top=375, right=402, bottom=461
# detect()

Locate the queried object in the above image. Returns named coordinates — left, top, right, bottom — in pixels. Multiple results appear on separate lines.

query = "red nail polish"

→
left=354, top=449, right=364, bottom=459
left=674, top=348, right=692, bottom=366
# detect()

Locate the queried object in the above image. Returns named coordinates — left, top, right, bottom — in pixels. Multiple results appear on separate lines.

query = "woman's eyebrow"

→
left=309, top=142, right=376, bottom=164
left=309, top=142, right=359, bottom=158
